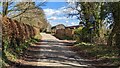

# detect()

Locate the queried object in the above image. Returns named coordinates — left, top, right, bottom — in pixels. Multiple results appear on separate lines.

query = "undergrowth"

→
left=2, top=38, right=39, bottom=67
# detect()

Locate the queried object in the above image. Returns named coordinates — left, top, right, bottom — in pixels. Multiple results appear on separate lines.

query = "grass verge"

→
left=72, top=42, right=120, bottom=65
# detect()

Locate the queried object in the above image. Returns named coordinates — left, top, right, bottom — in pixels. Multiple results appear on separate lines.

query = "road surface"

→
left=17, top=33, right=92, bottom=68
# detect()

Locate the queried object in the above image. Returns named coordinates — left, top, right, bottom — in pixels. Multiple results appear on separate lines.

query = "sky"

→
left=38, top=2, right=80, bottom=26
left=0, top=2, right=80, bottom=27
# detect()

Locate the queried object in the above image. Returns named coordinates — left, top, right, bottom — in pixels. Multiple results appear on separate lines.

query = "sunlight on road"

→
left=40, top=33, right=60, bottom=41
left=29, top=33, right=90, bottom=67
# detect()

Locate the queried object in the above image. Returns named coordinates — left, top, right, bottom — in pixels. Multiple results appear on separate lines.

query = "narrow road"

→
left=17, top=33, right=93, bottom=68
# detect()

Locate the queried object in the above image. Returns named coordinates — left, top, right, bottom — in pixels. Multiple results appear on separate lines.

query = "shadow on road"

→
left=22, top=40, right=90, bottom=68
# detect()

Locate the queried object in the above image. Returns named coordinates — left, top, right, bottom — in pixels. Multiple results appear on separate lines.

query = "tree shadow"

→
left=23, top=40, right=89, bottom=67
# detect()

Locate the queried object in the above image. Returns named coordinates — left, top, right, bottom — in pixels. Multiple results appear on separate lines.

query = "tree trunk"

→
left=2, top=2, right=9, bottom=17
left=116, top=33, right=120, bottom=56
left=107, top=2, right=120, bottom=47
left=107, top=26, right=116, bottom=46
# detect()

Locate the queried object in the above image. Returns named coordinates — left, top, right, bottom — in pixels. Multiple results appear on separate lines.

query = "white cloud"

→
left=61, top=7, right=78, bottom=14
left=48, top=16, right=69, bottom=20
left=44, top=8, right=62, bottom=16
left=47, top=16, right=78, bottom=21
left=66, top=21, right=69, bottom=23
left=67, top=0, right=76, bottom=5
left=71, top=22, right=76, bottom=25
left=43, top=6, right=78, bottom=17
left=48, top=17, right=57, bottom=20
left=43, top=5, right=79, bottom=26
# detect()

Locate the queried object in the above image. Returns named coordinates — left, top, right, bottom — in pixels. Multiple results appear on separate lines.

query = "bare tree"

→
left=2, top=2, right=45, bottom=18
left=2, top=2, right=48, bottom=30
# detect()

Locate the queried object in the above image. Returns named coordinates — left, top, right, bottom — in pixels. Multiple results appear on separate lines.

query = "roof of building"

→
left=51, top=24, right=65, bottom=29
left=51, top=24, right=83, bottom=29
left=65, top=24, right=82, bottom=29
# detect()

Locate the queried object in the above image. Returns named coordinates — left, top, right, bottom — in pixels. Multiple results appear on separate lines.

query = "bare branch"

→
left=11, top=7, right=29, bottom=18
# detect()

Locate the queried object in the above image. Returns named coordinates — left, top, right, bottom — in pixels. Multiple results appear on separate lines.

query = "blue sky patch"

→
left=39, top=2, right=79, bottom=26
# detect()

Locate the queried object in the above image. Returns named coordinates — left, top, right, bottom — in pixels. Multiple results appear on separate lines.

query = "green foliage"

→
left=74, top=27, right=83, bottom=42
left=76, top=42, right=94, bottom=46
left=3, top=39, right=9, bottom=51
left=3, top=38, right=39, bottom=55
left=70, top=2, right=109, bottom=43
left=30, top=38, right=40, bottom=43
left=2, top=37, right=39, bottom=67
left=4, top=51, right=17, bottom=61
left=74, top=26, right=95, bottom=42
left=63, top=36, right=73, bottom=40
left=107, top=2, right=120, bottom=49
left=74, top=27, right=83, bottom=35
left=75, top=42, right=95, bottom=49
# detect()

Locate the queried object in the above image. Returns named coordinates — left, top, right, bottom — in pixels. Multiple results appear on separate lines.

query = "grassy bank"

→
left=2, top=38, right=39, bottom=68
left=72, top=42, right=120, bottom=65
